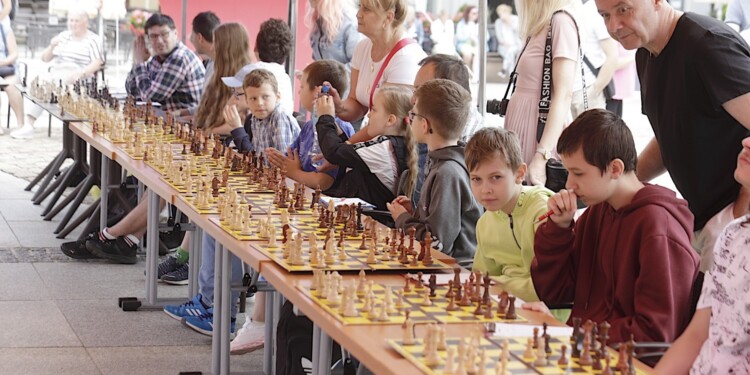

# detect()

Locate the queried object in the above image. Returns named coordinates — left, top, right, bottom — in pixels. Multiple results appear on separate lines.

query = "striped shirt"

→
left=125, top=42, right=205, bottom=111
left=51, top=30, right=104, bottom=70
left=248, top=104, right=300, bottom=156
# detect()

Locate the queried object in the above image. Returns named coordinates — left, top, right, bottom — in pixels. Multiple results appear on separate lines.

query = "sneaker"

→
left=230, top=319, right=265, bottom=354
left=85, top=234, right=138, bottom=264
left=163, top=294, right=209, bottom=321
left=183, top=308, right=236, bottom=336
left=148, top=256, right=181, bottom=279
left=60, top=232, right=100, bottom=260
left=10, top=125, right=33, bottom=139
left=161, top=262, right=189, bottom=285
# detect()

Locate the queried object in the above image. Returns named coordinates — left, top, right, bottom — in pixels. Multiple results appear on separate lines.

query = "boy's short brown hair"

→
left=413, top=79, right=471, bottom=141
left=465, top=127, right=524, bottom=172
left=243, top=69, right=279, bottom=94
left=557, top=109, right=638, bottom=174
left=302, top=60, right=349, bottom=95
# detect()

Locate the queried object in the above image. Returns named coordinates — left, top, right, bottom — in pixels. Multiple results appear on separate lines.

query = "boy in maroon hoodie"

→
left=531, top=109, right=700, bottom=344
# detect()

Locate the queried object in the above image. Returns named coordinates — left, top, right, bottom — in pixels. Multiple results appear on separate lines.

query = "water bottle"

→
left=309, top=84, right=330, bottom=168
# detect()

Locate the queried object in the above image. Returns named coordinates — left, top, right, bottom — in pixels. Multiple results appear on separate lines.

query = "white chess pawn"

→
left=366, top=246, right=377, bottom=264
left=268, top=225, right=278, bottom=247
left=403, top=315, right=415, bottom=345
left=444, top=346, right=456, bottom=375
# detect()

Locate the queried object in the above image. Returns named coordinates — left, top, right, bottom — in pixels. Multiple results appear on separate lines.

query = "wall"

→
left=159, top=0, right=314, bottom=109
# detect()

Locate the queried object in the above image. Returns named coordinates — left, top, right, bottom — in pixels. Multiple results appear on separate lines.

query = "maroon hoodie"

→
left=531, top=184, right=700, bottom=344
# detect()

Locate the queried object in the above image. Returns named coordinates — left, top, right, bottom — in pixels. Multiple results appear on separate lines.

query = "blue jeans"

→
left=199, top=233, right=244, bottom=318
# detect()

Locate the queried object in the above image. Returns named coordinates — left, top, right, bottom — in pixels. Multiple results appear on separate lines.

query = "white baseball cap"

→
left=221, top=63, right=259, bottom=88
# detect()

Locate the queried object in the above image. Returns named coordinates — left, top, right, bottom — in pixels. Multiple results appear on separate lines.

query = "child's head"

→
left=411, top=79, right=471, bottom=146
left=466, top=127, right=526, bottom=213
left=557, top=109, right=638, bottom=205
left=736, top=136, right=750, bottom=190
left=242, top=69, right=281, bottom=120
left=369, top=86, right=418, bottom=199
left=299, top=59, right=349, bottom=112
left=256, top=18, right=293, bottom=64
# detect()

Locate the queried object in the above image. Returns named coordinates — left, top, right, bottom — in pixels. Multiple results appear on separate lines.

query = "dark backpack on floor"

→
left=276, top=301, right=342, bottom=375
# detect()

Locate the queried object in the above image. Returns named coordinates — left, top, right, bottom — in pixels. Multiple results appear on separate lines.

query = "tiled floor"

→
left=0, top=173, right=264, bottom=374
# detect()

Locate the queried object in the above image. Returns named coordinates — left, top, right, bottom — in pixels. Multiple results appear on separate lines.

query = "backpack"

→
left=276, top=301, right=343, bottom=375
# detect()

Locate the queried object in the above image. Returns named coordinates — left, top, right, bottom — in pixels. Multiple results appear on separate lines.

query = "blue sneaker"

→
left=163, top=294, right=208, bottom=321
left=183, top=308, right=236, bottom=336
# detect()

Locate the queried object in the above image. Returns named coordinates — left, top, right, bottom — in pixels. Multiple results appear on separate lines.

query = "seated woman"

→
left=11, top=9, right=104, bottom=139
left=0, top=23, right=23, bottom=136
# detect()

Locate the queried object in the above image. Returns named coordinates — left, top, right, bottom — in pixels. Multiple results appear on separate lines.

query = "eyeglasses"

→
left=408, top=111, right=426, bottom=123
left=147, top=30, right=173, bottom=41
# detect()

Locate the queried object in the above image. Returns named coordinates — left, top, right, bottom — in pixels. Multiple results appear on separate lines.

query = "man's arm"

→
left=591, top=38, right=618, bottom=95
left=0, top=0, right=11, bottom=21
left=636, top=137, right=666, bottom=182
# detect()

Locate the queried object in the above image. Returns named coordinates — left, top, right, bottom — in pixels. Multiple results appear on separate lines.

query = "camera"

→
left=486, top=98, right=509, bottom=116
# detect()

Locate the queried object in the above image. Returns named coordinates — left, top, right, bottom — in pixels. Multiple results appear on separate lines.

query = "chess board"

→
left=257, top=231, right=453, bottom=272
left=387, top=337, right=501, bottom=374
left=298, top=282, right=525, bottom=325
left=388, top=336, right=649, bottom=375
left=489, top=335, right=647, bottom=374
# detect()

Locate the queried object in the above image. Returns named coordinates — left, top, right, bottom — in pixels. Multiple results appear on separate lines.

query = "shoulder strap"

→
left=536, top=10, right=587, bottom=143
left=0, top=25, right=8, bottom=58
left=369, top=38, right=415, bottom=109
left=499, top=36, right=531, bottom=102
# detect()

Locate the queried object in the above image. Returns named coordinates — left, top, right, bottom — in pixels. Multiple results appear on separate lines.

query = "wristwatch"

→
left=536, top=147, right=552, bottom=160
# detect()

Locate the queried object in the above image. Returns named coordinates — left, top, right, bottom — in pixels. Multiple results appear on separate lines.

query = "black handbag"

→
left=536, top=10, right=586, bottom=192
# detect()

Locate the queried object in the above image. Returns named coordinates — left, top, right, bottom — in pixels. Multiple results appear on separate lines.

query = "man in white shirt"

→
left=570, top=0, right=618, bottom=118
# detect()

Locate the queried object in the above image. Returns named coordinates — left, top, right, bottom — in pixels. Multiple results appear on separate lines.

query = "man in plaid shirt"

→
left=126, top=13, right=205, bottom=111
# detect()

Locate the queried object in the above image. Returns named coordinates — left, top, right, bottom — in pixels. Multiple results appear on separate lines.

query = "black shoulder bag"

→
left=537, top=10, right=586, bottom=192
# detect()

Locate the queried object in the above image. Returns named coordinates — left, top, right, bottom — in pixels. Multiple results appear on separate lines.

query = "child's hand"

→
left=547, top=189, right=577, bottom=228
left=267, top=147, right=302, bottom=173
left=393, top=195, right=413, bottom=214
left=312, top=154, right=336, bottom=173
left=316, top=94, right=336, bottom=117
left=320, top=81, right=343, bottom=113
left=386, top=201, right=408, bottom=220
left=521, top=301, right=553, bottom=319
left=223, top=104, right=243, bottom=129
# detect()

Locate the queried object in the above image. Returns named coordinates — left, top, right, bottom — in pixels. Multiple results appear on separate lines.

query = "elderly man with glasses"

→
left=125, top=13, right=205, bottom=111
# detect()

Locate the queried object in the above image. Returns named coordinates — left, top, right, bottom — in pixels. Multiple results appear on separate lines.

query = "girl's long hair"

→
left=306, top=0, right=351, bottom=44
left=378, top=86, right=417, bottom=199
left=194, top=23, right=252, bottom=130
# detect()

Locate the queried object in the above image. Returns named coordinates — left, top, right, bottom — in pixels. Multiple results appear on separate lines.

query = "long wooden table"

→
left=67, top=119, right=656, bottom=375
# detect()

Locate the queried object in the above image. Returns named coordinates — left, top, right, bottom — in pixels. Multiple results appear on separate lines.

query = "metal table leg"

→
left=219, top=243, right=232, bottom=375
left=188, top=226, right=203, bottom=297
left=312, top=325, right=321, bottom=375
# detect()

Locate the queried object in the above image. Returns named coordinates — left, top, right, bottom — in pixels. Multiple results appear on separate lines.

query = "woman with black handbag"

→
left=502, top=0, right=583, bottom=188
left=0, top=23, right=23, bottom=136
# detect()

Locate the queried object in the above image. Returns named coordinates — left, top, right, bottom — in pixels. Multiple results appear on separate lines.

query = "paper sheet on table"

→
left=492, top=323, right=573, bottom=338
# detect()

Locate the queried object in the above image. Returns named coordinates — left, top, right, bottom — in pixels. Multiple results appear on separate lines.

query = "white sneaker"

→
left=230, top=319, right=265, bottom=355
left=10, top=125, right=33, bottom=139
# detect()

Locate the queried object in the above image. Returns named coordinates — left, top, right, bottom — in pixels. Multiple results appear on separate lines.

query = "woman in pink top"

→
left=606, top=44, right=636, bottom=117
left=504, top=0, right=580, bottom=186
